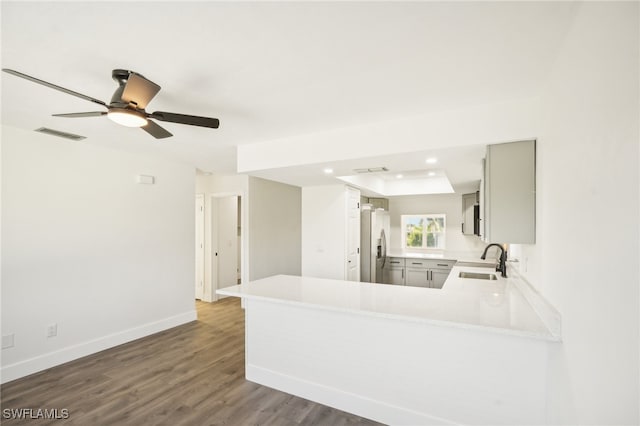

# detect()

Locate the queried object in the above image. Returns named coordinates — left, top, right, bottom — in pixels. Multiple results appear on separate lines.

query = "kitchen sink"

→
left=458, top=271, right=498, bottom=280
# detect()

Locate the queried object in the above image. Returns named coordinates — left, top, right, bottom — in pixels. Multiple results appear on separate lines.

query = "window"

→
left=401, top=214, right=446, bottom=249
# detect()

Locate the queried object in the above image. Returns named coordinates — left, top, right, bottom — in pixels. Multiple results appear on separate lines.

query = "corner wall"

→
left=515, top=3, right=639, bottom=423
left=1, top=126, right=196, bottom=383
left=248, top=177, right=301, bottom=281
left=301, top=185, right=349, bottom=280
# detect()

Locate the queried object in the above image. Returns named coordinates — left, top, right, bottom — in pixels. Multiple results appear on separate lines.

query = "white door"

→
left=195, top=194, right=205, bottom=300
left=346, top=187, right=361, bottom=281
left=216, top=196, right=239, bottom=289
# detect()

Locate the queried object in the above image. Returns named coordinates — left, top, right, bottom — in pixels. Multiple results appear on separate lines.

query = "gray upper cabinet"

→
left=483, top=140, right=536, bottom=244
left=461, top=192, right=477, bottom=235
left=364, top=197, right=389, bottom=211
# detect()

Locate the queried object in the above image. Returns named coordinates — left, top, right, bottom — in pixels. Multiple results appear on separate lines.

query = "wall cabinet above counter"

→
left=360, top=196, right=389, bottom=211
left=480, top=140, right=536, bottom=244
left=461, top=191, right=480, bottom=236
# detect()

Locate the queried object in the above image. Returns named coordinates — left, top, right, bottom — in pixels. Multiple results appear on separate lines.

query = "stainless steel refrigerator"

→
left=360, top=206, right=390, bottom=283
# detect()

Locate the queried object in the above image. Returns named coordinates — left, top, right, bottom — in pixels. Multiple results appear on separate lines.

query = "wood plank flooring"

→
left=1, top=298, right=382, bottom=426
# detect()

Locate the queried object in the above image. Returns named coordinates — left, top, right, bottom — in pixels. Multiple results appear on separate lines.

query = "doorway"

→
left=209, top=194, right=243, bottom=301
left=212, top=195, right=241, bottom=292
left=195, top=193, right=243, bottom=302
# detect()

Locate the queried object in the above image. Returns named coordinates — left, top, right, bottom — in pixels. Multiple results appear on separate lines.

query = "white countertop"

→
left=386, top=251, right=455, bottom=260
left=386, top=250, right=496, bottom=265
left=218, top=266, right=561, bottom=342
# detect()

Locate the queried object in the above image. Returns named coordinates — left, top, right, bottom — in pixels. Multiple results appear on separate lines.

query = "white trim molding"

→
left=1, top=310, right=196, bottom=384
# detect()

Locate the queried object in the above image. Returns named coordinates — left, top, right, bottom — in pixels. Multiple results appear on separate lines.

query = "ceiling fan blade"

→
left=142, top=119, right=173, bottom=139
left=53, top=111, right=107, bottom=118
left=150, top=111, right=219, bottom=129
left=121, top=73, right=161, bottom=109
left=2, top=68, right=107, bottom=107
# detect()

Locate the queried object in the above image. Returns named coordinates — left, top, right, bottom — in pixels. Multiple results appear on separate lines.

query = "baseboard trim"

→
left=246, top=364, right=457, bottom=426
left=1, top=310, right=197, bottom=384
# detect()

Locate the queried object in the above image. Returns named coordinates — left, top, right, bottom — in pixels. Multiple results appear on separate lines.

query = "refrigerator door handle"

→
left=380, top=229, right=387, bottom=268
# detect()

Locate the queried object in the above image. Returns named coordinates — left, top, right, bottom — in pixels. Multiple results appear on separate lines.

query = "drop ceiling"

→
left=1, top=1, right=578, bottom=190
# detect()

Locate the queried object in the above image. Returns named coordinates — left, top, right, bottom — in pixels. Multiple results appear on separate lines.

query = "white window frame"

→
left=401, top=214, right=446, bottom=250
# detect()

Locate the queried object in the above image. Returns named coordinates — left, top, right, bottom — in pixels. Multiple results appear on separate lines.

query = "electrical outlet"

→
left=2, top=334, right=15, bottom=349
left=46, top=324, right=57, bottom=338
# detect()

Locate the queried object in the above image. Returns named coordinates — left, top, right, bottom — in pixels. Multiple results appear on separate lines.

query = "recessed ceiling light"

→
left=324, top=168, right=334, bottom=174
left=396, top=174, right=403, bottom=179
left=425, top=157, right=438, bottom=164
left=427, top=171, right=436, bottom=177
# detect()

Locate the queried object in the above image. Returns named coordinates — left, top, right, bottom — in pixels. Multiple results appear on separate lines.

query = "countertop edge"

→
left=508, top=266, right=563, bottom=340
left=386, top=251, right=496, bottom=265
left=217, top=282, right=561, bottom=343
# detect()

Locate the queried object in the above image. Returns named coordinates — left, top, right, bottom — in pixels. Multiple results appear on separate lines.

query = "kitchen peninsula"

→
left=218, top=265, right=560, bottom=425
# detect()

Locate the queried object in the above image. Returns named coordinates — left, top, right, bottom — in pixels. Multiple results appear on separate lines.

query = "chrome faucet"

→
left=481, top=243, right=507, bottom=278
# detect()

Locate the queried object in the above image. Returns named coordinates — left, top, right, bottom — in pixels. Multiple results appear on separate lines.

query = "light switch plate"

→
left=47, top=324, right=57, bottom=338
left=2, top=334, right=15, bottom=349
left=136, top=175, right=155, bottom=184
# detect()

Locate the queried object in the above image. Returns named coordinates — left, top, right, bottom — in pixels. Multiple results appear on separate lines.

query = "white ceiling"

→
left=250, top=144, right=486, bottom=195
left=1, top=1, right=578, bottom=190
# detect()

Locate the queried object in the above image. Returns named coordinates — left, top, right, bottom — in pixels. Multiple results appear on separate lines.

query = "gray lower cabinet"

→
left=387, top=258, right=454, bottom=288
left=405, top=267, right=429, bottom=287
left=384, top=257, right=405, bottom=285
left=430, top=269, right=450, bottom=289
left=387, top=267, right=405, bottom=285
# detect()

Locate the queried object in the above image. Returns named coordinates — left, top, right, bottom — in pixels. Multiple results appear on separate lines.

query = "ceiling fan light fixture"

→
left=2, top=68, right=219, bottom=139
left=107, top=109, right=148, bottom=127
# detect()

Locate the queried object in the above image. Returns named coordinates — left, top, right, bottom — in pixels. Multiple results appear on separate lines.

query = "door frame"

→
left=195, top=194, right=205, bottom=300
left=207, top=192, right=247, bottom=302
left=345, top=186, right=361, bottom=282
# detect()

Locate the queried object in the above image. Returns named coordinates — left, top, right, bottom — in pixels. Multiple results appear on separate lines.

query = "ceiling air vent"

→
left=354, top=167, right=389, bottom=174
left=34, top=127, right=86, bottom=141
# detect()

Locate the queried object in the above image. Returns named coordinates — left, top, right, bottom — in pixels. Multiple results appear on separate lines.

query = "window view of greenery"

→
left=402, top=214, right=446, bottom=249
left=405, top=217, right=424, bottom=247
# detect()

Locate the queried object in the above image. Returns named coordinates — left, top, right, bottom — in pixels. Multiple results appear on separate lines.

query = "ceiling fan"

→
left=2, top=68, right=220, bottom=139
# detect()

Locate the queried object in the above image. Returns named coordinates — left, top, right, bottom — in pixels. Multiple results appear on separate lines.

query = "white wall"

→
left=196, top=173, right=249, bottom=195
left=388, top=193, right=486, bottom=254
left=248, top=177, right=301, bottom=281
left=514, top=3, right=639, bottom=424
left=1, top=125, right=196, bottom=382
left=238, top=98, right=539, bottom=172
left=301, top=185, right=349, bottom=280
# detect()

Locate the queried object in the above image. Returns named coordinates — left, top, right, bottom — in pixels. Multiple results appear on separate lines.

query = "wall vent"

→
left=34, top=127, right=86, bottom=141
left=353, top=167, right=389, bottom=173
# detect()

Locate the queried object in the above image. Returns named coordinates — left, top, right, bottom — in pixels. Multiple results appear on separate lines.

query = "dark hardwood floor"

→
left=1, top=298, right=382, bottom=425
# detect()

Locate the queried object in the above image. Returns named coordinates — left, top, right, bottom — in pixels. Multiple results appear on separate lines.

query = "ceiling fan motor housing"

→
left=111, top=69, right=136, bottom=107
